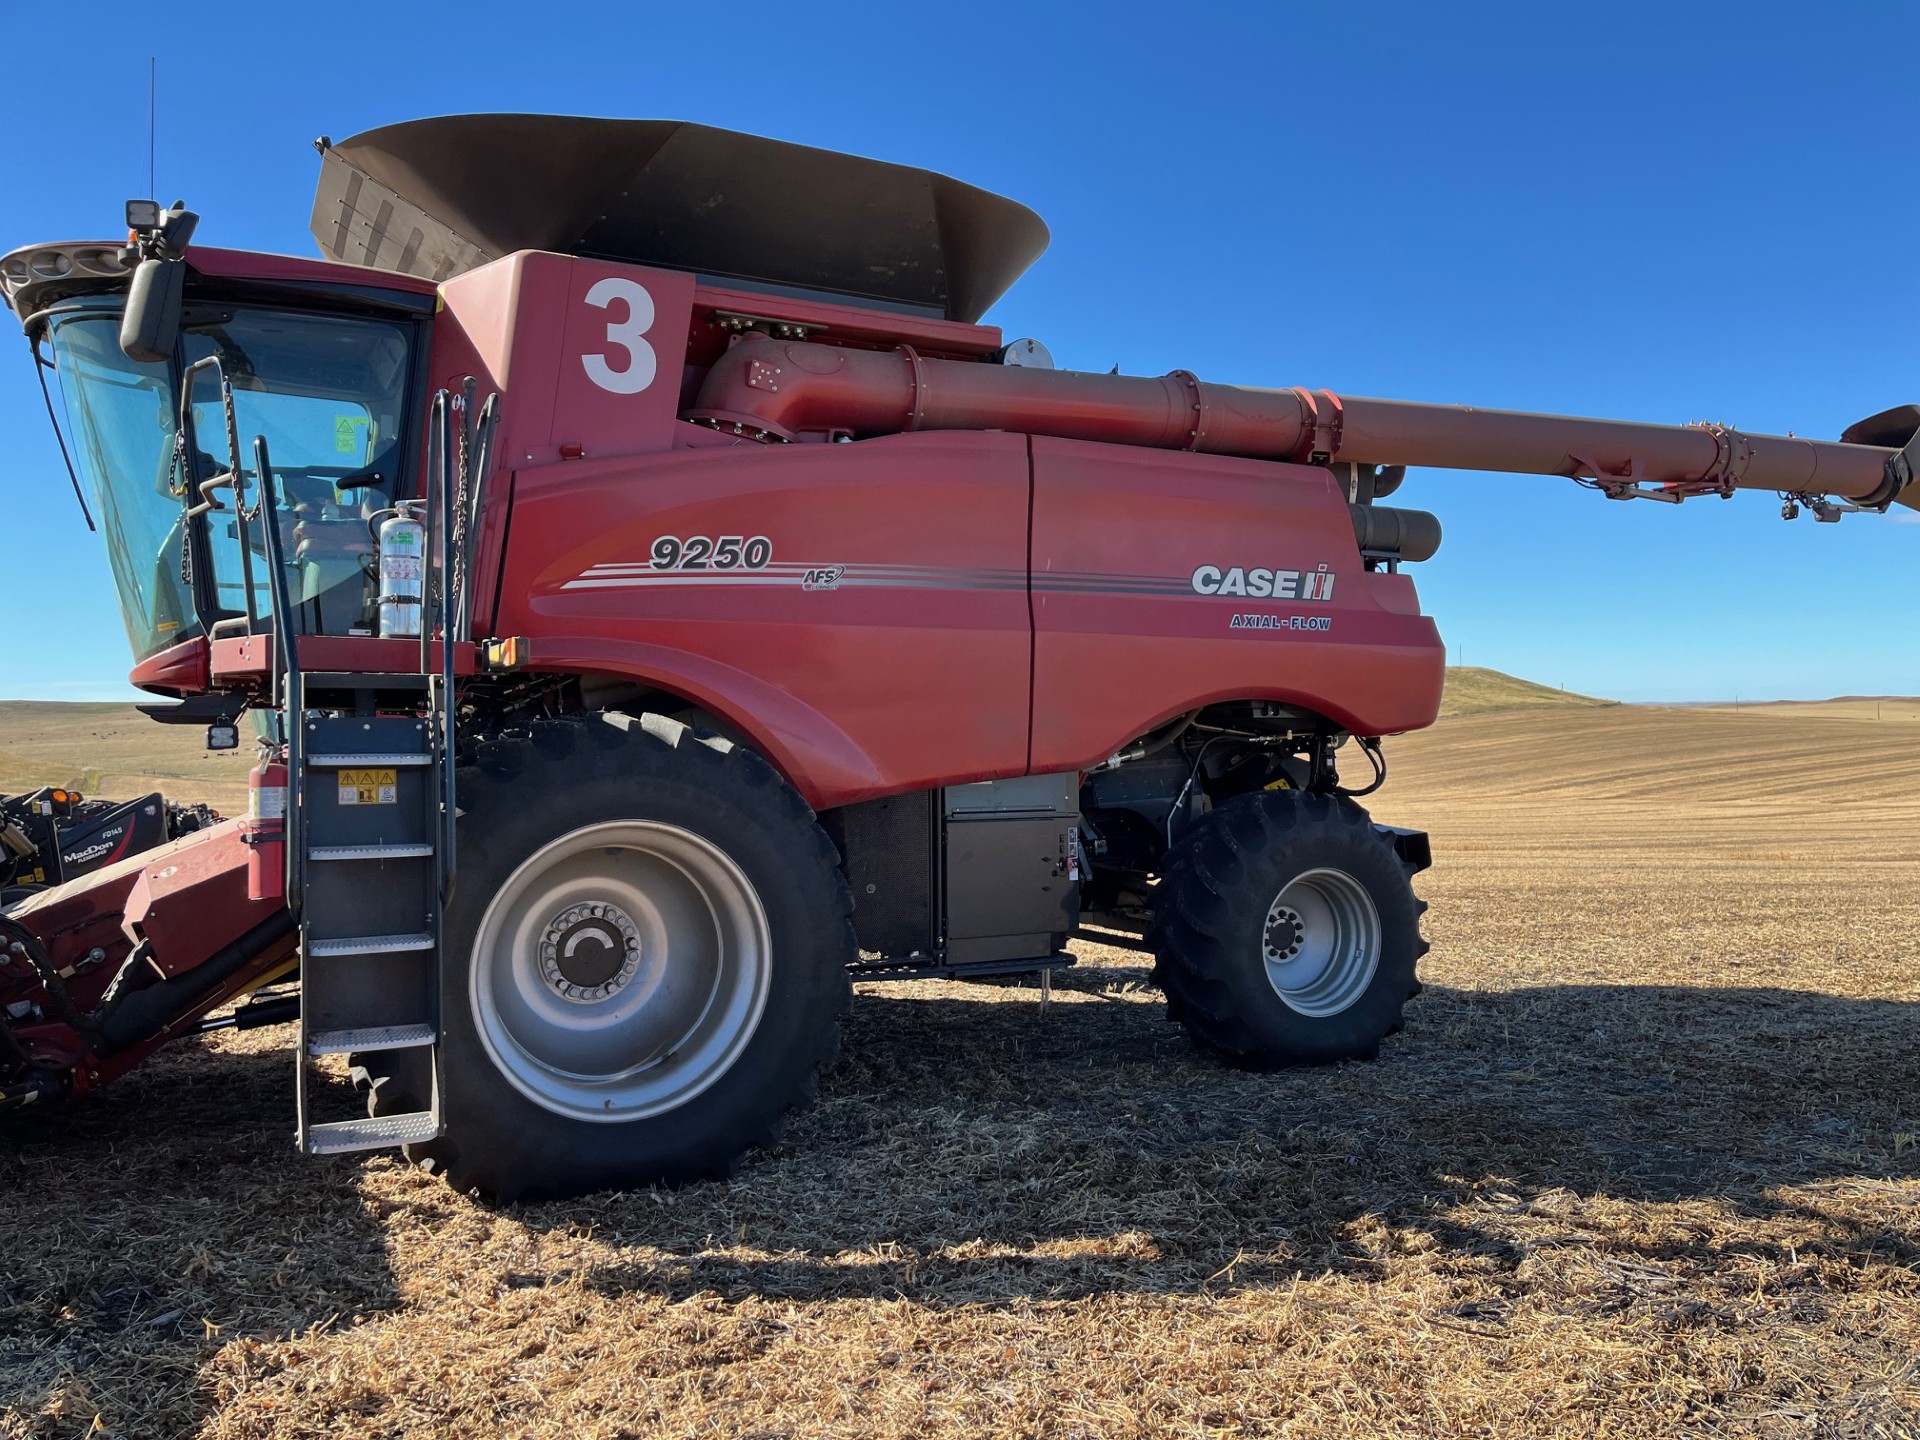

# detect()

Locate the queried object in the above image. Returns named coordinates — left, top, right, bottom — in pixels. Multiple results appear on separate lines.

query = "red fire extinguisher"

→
left=243, top=752, right=288, bottom=902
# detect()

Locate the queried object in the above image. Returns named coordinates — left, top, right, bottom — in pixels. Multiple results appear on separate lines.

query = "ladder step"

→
left=305, top=752, right=434, bottom=768
left=308, top=843, right=435, bottom=862
left=307, top=932, right=435, bottom=958
left=305, top=1111, right=441, bottom=1155
left=306, top=1023, right=436, bottom=1056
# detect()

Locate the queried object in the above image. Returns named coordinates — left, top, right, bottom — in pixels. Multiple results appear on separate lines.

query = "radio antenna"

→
left=147, top=57, right=156, bottom=197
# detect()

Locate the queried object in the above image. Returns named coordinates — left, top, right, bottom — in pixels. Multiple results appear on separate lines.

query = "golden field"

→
left=3, top=682, right=1917, bottom=1438
left=0, top=703, right=252, bottom=817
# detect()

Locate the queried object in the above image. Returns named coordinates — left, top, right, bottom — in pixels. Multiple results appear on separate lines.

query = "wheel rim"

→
left=470, top=821, right=771, bottom=1122
left=1261, top=867, right=1381, bottom=1017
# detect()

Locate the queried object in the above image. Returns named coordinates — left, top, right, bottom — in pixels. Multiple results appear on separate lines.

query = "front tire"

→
left=356, top=711, right=853, bottom=1201
left=1149, top=790, right=1426, bottom=1067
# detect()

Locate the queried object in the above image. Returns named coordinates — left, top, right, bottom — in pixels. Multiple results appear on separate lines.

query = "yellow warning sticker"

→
left=338, top=768, right=398, bottom=806
left=335, top=415, right=369, bottom=454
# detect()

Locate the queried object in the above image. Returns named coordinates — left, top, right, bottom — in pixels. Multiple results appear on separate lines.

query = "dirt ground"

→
left=4, top=700, right=1917, bottom=1438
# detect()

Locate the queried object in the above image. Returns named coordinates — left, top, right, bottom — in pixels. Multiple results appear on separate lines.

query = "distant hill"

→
left=1439, top=667, right=1614, bottom=719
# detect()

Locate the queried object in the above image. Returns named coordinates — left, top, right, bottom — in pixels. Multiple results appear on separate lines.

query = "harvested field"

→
left=0, top=703, right=250, bottom=817
left=4, top=697, right=1918, bottom=1438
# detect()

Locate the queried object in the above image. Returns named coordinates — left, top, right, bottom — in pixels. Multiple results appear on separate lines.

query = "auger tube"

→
left=690, top=334, right=1911, bottom=507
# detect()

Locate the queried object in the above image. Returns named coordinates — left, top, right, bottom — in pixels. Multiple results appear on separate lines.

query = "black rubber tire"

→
left=1148, top=790, right=1427, bottom=1068
left=353, top=711, right=854, bottom=1201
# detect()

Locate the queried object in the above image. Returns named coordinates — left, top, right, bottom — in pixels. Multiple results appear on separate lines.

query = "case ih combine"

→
left=2, top=115, right=1912, bottom=1200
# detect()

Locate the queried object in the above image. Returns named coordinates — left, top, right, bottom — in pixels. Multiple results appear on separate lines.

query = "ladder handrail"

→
left=420, top=391, right=445, bottom=678
left=252, top=433, right=305, bottom=916
left=437, top=394, right=458, bottom=898
left=457, top=393, right=500, bottom=644
left=420, top=390, right=460, bottom=900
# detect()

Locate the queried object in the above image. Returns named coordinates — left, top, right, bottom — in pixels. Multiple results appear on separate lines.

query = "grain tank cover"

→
left=311, top=114, right=1049, bottom=322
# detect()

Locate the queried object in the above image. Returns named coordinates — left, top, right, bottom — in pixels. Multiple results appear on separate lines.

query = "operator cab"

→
left=3, top=217, right=435, bottom=681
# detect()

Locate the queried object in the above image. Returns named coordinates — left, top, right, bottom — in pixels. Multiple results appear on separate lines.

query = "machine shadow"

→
left=545, top=975, right=1920, bottom=1309
left=0, top=1040, right=395, bottom=1437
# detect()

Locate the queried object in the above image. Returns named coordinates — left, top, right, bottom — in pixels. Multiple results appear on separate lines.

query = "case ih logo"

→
left=1191, top=564, right=1336, bottom=601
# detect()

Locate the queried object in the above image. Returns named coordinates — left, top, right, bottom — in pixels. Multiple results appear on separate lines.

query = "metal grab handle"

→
left=457, top=392, right=500, bottom=644
left=437, top=394, right=457, bottom=897
left=253, top=434, right=304, bottom=916
left=418, top=390, right=460, bottom=900
left=420, top=391, right=445, bottom=677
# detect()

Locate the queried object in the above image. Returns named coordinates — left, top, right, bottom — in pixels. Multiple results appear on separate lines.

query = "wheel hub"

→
left=470, top=820, right=772, bottom=1123
left=540, top=901, right=642, bottom=1001
left=1260, top=867, right=1382, bottom=1017
left=1263, top=906, right=1305, bottom=962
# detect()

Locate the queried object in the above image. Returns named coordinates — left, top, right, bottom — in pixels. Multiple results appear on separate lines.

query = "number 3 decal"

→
left=581, top=276, right=657, bottom=395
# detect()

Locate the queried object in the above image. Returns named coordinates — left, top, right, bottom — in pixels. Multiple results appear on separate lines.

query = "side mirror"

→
left=120, top=256, right=186, bottom=364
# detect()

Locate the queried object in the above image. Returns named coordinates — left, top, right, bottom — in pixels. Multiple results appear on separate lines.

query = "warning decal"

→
left=338, top=768, right=398, bottom=806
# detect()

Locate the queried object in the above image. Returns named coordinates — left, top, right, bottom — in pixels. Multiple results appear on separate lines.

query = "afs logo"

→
left=801, top=566, right=845, bottom=592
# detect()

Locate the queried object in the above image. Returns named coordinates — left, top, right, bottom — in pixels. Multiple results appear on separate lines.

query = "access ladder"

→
left=247, top=387, right=495, bottom=1156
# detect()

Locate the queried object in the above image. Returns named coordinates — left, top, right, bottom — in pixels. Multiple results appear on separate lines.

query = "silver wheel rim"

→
left=470, top=820, right=771, bottom=1122
left=1261, top=867, right=1381, bottom=1017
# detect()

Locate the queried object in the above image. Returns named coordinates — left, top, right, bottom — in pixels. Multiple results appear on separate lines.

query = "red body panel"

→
left=488, top=421, right=1447, bottom=806
left=129, top=636, right=210, bottom=696
left=1029, top=439, right=1445, bottom=768
left=493, top=432, right=1034, bottom=807
left=209, top=634, right=480, bottom=683
left=123, top=821, right=287, bottom=977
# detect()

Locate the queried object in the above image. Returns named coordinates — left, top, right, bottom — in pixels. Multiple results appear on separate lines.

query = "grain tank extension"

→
left=2, top=114, right=1911, bottom=1200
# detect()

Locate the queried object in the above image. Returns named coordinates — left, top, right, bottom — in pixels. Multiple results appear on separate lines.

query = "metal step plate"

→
left=305, top=752, right=434, bottom=768
left=307, top=932, right=435, bottom=958
left=308, top=843, right=436, bottom=861
left=305, top=1111, right=441, bottom=1155
left=306, top=1023, right=436, bottom=1057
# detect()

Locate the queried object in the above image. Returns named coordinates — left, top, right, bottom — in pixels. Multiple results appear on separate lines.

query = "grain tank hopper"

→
left=0, top=114, right=1910, bottom=1199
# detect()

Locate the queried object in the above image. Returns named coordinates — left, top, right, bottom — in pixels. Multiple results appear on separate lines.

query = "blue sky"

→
left=1, top=0, right=1913, bottom=702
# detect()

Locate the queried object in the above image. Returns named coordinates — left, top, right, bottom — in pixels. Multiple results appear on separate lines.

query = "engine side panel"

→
left=492, top=432, right=1033, bottom=808
left=1029, top=437, right=1445, bottom=771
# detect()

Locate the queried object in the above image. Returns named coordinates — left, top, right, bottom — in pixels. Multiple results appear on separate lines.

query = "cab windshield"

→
left=45, top=311, right=192, bottom=657
left=46, top=300, right=418, bottom=660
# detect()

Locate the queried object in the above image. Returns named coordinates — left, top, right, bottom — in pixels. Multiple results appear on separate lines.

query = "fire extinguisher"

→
left=374, top=502, right=426, bottom=638
left=243, top=752, right=288, bottom=902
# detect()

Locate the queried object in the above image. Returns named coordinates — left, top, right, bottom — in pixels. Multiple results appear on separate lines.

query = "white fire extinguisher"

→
left=375, top=502, right=425, bottom=638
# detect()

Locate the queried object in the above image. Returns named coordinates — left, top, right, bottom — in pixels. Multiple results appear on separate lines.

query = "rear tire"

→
left=355, top=711, right=853, bottom=1201
left=1149, top=790, right=1426, bottom=1067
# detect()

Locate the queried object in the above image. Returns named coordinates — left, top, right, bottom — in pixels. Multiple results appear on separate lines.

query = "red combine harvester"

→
left=3, top=116, right=1912, bottom=1200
